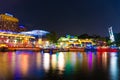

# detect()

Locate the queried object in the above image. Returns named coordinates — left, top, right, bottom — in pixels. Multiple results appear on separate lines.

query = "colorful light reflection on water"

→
left=0, top=51, right=119, bottom=80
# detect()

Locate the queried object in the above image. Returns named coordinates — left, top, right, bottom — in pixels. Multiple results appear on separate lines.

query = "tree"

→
left=46, top=31, right=58, bottom=43
left=114, top=33, right=120, bottom=46
left=78, top=33, right=89, bottom=39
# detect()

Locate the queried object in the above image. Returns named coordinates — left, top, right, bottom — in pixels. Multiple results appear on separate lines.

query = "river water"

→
left=0, top=51, right=119, bottom=80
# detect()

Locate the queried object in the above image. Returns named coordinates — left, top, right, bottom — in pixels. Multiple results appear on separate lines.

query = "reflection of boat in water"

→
left=41, top=48, right=58, bottom=53
left=58, top=48, right=69, bottom=52
left=41, top=48, right=69, bottom=53
left=0, top=44, right=8, bottom=52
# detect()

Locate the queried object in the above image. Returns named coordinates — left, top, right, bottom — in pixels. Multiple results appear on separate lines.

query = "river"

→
left=0, top=51, right=119, bottom=80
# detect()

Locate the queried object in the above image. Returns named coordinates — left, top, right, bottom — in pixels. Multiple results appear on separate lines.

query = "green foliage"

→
left=114, top=33, right=120, bottom=46
left=46, top=31, right=58, bottom=43
left=107, top=40, right=112, bottom=46
left=78, top=33, right=89, bottom=39
left=66, top=35, right=71, bottom=39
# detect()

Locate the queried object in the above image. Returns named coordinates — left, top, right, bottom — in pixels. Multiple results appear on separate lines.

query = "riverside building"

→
left=0, top=13, right=26, bottom=32
left=0, top=13, right=34, bottom=48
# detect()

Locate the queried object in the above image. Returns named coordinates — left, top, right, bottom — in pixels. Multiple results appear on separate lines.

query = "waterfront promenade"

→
left=8, top=47, right=41, bottom=51
left=4, top=47, right=119, bottom=52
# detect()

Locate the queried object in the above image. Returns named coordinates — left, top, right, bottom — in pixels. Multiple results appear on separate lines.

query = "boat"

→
left=69, top=47, right=85, bottom=52
left=41, top=48, right=58, bottom=53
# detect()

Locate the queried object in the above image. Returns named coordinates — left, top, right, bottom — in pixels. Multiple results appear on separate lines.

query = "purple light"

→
left=88, top=52, right=93, bottom=71
left=0, top=30, right=17, bottom=33
left=19, top=26, right=25, bottom=28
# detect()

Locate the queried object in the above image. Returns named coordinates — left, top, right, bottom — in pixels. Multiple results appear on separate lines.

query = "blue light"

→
left=19, top=26, right=25, bottom=28
left=71, top=36, right=74, bottom=38
left=5, top=13, right=13, bottom=17
left=66, top=34, right=71, bottom=38
left=20, top=30, right=49, bottom=37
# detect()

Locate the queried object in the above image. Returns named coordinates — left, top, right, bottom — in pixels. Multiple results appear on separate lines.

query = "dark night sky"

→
left=0, top=0, right=120, bottom=36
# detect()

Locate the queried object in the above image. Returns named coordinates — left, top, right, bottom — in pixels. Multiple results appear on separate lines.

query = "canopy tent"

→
left=20, top=30, right=49, bottom=38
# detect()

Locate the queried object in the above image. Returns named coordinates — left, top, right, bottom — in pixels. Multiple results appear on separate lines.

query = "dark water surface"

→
left=0, top=51, right=120, bottom=80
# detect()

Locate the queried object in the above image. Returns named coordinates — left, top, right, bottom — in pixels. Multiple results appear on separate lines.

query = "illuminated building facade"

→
left=0, top=13, right=26, bottom=32
left=0, top=13, right=19, bottom=32
left=0, top=32, right=35, bottom=48
left=20, top=30, right=50, bottom=48
left=58, top=35, right=95, bottom=48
